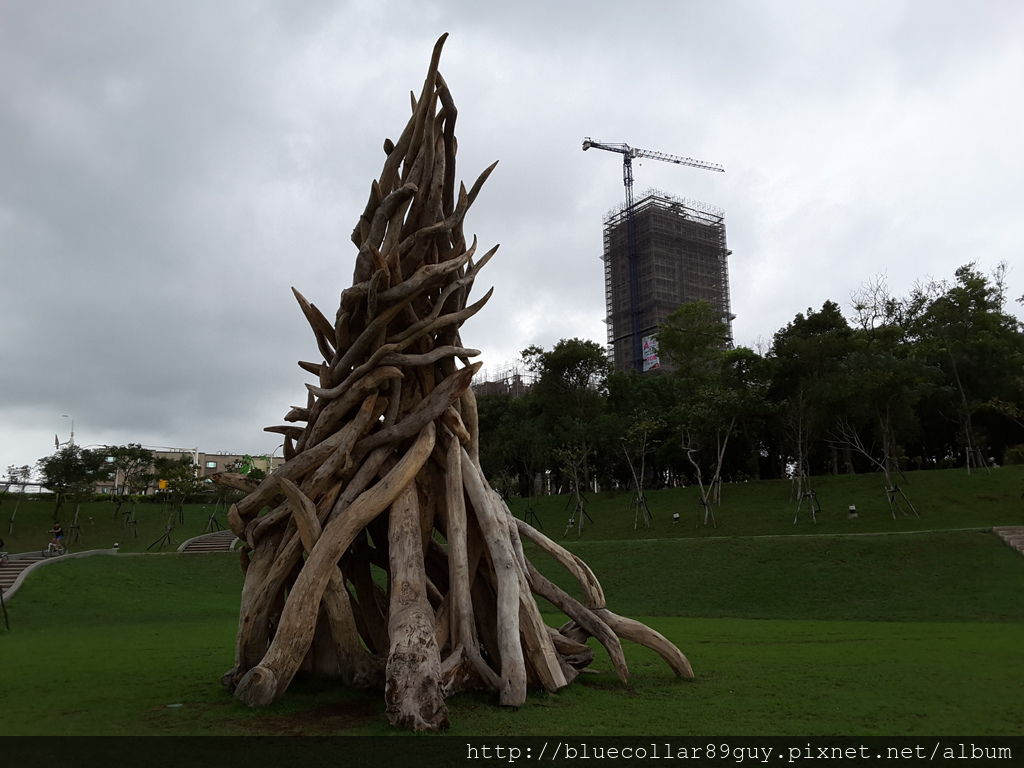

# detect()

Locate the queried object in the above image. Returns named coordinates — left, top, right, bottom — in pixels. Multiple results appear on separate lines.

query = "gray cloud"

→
left=2, top=0, right=1022, bottom=474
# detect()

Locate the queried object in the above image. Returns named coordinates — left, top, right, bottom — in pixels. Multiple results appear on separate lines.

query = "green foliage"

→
left=480, top=338, right=613, bottom=493
left=36, top=445, right=112, bottom=517
left=524, top=337, right=609, bottom=447
left=1003, top=444, right=1024, bottom=465
left=479, top=265, right=1023, bottom=494
left=909, top=263, right=1024, bottom=466
left=656, top=299, right=732, bottom=377
left=153, top=455, right=207, bottom=509
left=228, top=454, right=268, bottom=482
left=105, top=443, right=155, bottom=496
left=5, top=464, right=32, bottom=485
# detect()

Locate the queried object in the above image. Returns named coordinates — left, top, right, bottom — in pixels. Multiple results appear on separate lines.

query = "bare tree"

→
left=830, top=418, right=918, bottom=518
left=681, top=419, right=734, bottom=528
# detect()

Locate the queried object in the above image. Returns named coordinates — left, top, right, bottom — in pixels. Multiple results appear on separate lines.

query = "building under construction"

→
left=603, top=190, right=732, bottom=372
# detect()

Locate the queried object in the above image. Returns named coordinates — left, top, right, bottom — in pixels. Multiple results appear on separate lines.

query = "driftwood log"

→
left=218, top=33, right=693, bottom=731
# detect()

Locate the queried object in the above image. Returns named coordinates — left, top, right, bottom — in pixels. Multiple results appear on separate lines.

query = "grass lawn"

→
left=534, top=530, right=1024, bottom=622
left=0, top=498, right=232, bottom=554
left=509, top=464, right=1024, bottom=540
left=2, top=527, right=1021, bottom=737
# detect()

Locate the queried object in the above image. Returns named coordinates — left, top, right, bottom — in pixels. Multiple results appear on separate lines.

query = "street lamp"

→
left=269, top=443, right=284, bottom=474
left=61, top=415, right=75, bottom=446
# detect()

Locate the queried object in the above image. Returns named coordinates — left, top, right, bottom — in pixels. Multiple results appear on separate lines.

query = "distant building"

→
left=471, top=365, right=536, bottom=398
left=95, top=448, right=284, bottom=495
left=602, top=190, right=732, bottom=372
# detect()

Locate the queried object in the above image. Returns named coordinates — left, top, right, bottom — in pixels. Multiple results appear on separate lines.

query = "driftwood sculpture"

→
left=217, top=34, right=693, bottom=731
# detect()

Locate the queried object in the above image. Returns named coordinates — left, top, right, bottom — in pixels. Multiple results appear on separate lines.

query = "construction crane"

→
left=583, top=138, right=724, bottom=371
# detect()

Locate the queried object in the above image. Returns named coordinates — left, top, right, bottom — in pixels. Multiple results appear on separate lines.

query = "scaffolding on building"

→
left=602, top=189, right=732, bottom=371
left=471, top=364, right=537, bottom=398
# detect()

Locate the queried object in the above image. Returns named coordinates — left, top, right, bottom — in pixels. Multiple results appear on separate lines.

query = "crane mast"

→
left=583, top=137, right=724, bottom=372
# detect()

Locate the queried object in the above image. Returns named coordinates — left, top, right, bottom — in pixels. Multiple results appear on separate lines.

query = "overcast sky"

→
left=2, top=0, right=1023, bottom=476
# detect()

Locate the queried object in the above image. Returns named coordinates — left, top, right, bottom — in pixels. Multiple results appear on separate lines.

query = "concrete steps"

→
left=993, top=526, right=1024, bottom=556
left=177, top=529, right=239, bottom=553
left=1, top=552, right=52, bottom=592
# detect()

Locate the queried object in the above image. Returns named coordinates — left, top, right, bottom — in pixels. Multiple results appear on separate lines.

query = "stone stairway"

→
left=1, top=551, right=50, bottom=593
left=993, top=526, right=1024, bottom=556
left=177, top=529, right=239, bottom=553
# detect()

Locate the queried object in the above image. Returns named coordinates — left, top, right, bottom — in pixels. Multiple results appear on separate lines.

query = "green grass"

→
left=1, top=466, right=1022, bottom=738
left=445, top=617, right=1024, bottom=737
left=0, top=498, right=228, bottom=554
left=509, top=464, right=1024, bottom=540
left=533, top=530, right=1024, bottom=622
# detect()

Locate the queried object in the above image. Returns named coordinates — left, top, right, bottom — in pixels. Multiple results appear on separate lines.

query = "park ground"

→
left=0, top=465, right=1021, bottom=738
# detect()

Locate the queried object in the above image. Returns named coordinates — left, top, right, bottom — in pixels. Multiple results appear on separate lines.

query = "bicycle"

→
left=42, top=541, right=67, bottom=557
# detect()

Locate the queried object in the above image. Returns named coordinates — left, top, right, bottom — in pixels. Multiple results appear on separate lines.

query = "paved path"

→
left=993, top=526, right=1024, bottom=556
left=176, top=529, right=239, bottom=553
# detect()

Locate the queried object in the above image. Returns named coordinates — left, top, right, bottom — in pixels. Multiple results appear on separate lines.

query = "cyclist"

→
left=49, top=522, right=64, bottom=552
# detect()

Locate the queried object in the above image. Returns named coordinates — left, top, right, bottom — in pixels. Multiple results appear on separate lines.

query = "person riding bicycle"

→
left=50, top=522, right=64, bottom=550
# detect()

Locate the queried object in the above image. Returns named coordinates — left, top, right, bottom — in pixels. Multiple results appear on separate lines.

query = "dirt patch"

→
left=231, top=695, right=382, bottom=735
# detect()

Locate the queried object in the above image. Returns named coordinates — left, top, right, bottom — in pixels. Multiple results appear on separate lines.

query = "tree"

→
left=657, top=300, right=731, bottom=378
left=620, top=409, right=664, bottom=528
left=153, top=455, right=205, bottom=521
left=605, top=370, right=680, bottom=487
left=658, top=300, right=761, bottom=523
left=477, top=392, right=551, bottom=496
left=822, top=278, right=936, bottom=515
left=105, top=444, right=154, bottom=516
left=3, top=465, right=32, bottom=535
left=768, top=300, right=856, bottom=478
left=523, top=338, right=609, bottom=436
left=37, top=445, right=111, bottom=520
left=912, top=264, right=1024, bottom=471
left=522, top=338, right=610, bottom=495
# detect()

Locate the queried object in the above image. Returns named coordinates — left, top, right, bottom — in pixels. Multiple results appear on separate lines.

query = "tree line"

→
left=476, top=263, right=1024, bottom=498
left=21, top=445, right=262, bottom=519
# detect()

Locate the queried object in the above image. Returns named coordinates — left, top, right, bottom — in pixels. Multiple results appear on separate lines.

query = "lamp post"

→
left=61, top=414, right=75, bottom=446
left=269, top=443, right=284, bottom=474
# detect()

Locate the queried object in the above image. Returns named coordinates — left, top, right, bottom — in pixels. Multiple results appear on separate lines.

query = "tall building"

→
left=602, top=190, right=732, bottom=372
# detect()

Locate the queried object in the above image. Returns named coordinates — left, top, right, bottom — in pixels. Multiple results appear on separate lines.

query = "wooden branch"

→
left=378, top=346, right=480, bottom=368
left=292, top=287, right=336, bottom=362
left=357, top=362, right=480, bottom=454
left=514, top=517, right=606, bottom=610
left=211, top=472, right=260, bottom=493
left=306, top=367, right=400, bottom=447
left=384, top=484, right=448, bottom=731
left=233, top=423, right=436, bottom=707
left=441, top=436, right=501, bottom=692
left=460, top=446, right=527, bottom=706
left=595, top=609, right=694, bottom=680
left=523, top=560, right=629, bottom=684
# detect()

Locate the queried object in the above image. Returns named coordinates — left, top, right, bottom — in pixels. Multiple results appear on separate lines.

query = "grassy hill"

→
left=0, top=465, right=1021, bottom=739
left=508, top=464, right=1024, bottom=539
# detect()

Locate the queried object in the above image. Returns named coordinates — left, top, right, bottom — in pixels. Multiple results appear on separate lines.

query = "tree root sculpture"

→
left=218, top=33, right=693, bottom=732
